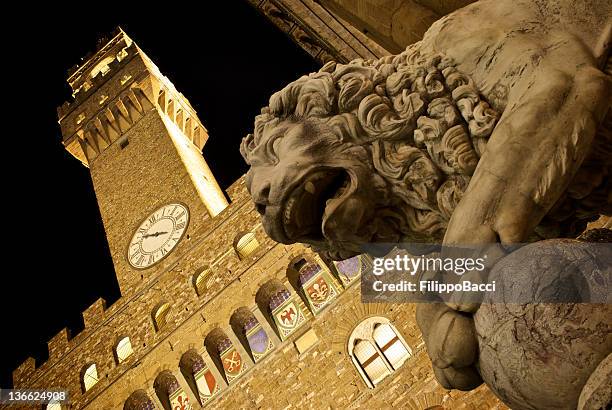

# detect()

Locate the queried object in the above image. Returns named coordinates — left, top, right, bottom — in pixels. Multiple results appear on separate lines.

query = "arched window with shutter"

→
left=193, top=267, right=211, bottom=296
left=234, top=232, right=259, bottom=259
left=115, top=336, right=133, bottom=364
left=81, top=363, right=99, bottom=392
left=46, top=401, right=62, bottom=410
left=152, top=302, right=171, bottom=332
left=348, top=317, right=412, bottom=388
left=373, top=323, right=412, bottom=370
left=353, top=339, right=392, bottom=386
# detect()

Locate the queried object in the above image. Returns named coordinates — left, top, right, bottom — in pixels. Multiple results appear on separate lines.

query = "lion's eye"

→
left=268, top=137, right=282, bottom=164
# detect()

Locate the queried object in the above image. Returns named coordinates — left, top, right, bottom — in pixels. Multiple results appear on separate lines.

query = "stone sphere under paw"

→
left=474, top=239, right=612, bottom=410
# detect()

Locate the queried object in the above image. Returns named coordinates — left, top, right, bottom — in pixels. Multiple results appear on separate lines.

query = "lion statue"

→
left=241, top=0, right=611, bottom=408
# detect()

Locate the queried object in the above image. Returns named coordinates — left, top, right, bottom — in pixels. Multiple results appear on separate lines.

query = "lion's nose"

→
left=252, top=181, right=271, bottom=215
left=255, top=203, right=266, bottom=215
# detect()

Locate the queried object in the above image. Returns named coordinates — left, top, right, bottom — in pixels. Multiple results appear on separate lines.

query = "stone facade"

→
left=6, top=27, right=508, bottom=410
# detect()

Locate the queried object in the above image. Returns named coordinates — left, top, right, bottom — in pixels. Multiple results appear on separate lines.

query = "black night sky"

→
left=1, top=3, right=318, bottom=388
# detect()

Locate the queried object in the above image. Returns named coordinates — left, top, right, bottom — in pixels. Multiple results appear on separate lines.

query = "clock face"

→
left=128, top=203, right=189, bottom=269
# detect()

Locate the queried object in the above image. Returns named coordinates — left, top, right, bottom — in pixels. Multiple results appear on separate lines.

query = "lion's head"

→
left=241, top=46, right=499, bottom=259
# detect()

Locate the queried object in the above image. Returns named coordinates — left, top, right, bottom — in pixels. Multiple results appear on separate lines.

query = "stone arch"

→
left=179, top=349, right=219, bottom=405
left=400, top=391, right=450, bottom=410
left=230, top=307, right=274, bottom=362
left=204, top=328, right=247, bottom=384
left=286, top=255, right=316, bottom=293
left=192, top=266, right=211, bottom=296
left=328, top=253, right=372, bottom=286
left=45, top=400, right=63, bottom=410
left=287, top=255, right=340, bottom=315
left=123, top=389, right=156, bottom=410
left=153, top=370, right=190, bottom=410
left=255, top=279, right=287, bottom=332
left=255, top=279, right=307, bottom=341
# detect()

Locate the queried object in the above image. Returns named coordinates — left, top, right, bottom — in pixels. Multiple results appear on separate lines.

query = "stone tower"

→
left=57, top=29, right=228, bottom=297
left=7, top=28, right=505, bottom=410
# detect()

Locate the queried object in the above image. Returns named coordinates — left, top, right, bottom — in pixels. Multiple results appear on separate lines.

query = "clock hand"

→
left=144, top=231, right=169, bottom=238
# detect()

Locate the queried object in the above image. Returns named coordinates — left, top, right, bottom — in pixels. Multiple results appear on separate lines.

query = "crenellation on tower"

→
left=47, top=328, right=71, bottom=359
left=12, top=357, right=35, bottom=388
left=81, top=297, right=108, bottom=328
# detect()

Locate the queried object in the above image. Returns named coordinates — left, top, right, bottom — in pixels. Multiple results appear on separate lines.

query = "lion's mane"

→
left=241, top=44, right=499, bottom=244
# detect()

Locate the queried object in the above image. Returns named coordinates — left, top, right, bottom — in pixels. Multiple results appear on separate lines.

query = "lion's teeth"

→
left=284, top=197, right=295, bottom=223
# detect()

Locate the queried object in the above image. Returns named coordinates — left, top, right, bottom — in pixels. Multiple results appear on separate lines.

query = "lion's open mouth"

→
left=282, top=168, right=351, bottom=241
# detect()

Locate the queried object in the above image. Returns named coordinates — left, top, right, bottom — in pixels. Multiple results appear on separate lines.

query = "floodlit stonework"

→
left=242, top=0, right=611, bottom=409
left=5, top=24, right=510, bottom=410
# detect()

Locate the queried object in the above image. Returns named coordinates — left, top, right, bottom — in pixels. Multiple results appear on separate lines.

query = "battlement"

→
left=9, top=181, right=250, bottom=387
left=7, top=180, right=255, bottom=389
left=12, top=358, right=35, bottom=388
left=82, top=298, right=108, bottom=328
left=47, top=328, right=70, bottom=358
left=12, top=297, right=112, bottom=387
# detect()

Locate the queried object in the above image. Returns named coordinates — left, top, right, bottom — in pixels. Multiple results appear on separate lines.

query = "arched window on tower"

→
left=288, top=257, right=340, bottom=315
left=115, top=336, right=134, bottom=364
left=255, top=279, right=307, bottom=341
left=348, top=317, right=412, bottom=388
left=204, top=328, right=247, bottom=384
left=154, top=370, right=192, bottom=410
left=81, top=363, right=99, bottom=392
left=179, top=349, right=220, bottom=405
left=234, top=232, right=259, bottom=259
left=152, top=302, right=171, bottom=332
left=123, top=389, right=156, bottom=410
left=230, top=307, right=274, bottom=363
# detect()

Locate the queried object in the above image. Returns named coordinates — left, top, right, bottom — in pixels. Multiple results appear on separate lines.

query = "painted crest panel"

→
left=169, top=388, right=192, bottom=410
left=194, top=365, right=220, bottom=404
left=299, top=262, right=340, bottom=314
left=270, top=290, right=307, bottom=340
left=333, top=255, right=370, bottom=286
left=220, top=346, right=247, bottom=383
left=245, top=318, right=274, bottom=362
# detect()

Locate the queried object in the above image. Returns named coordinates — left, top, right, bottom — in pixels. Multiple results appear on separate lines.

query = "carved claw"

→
left=416, top=303, right=482, bottom=390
